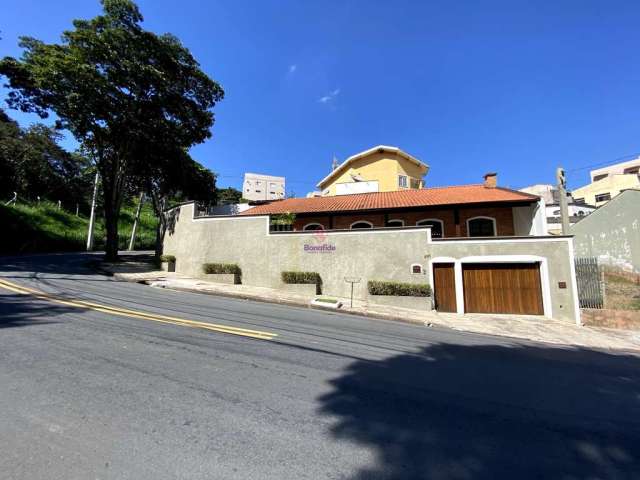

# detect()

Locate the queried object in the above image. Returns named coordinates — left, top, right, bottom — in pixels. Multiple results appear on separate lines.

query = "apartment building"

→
left=242, top=173, right=285, bottom=201
left=571, top=157, right=640, bottom=207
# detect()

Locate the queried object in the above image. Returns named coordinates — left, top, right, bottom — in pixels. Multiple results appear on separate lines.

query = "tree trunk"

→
left=104, top=206, right=119, bottom=261
left=101, top=168, right=125, bottom=262
left=154, top=218, right=164, bottom=258
left=152, top=195, right=167, bottom=259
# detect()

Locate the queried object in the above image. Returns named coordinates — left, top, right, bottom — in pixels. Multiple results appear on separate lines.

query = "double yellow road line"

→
left=0, top=278, right=277, bottom=341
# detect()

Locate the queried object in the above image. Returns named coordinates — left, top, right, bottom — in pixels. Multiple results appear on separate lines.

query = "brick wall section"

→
left=458, top=206, right=515, bottom=236
left=290, top=206, right=515, bottom=236
left=581, top=308, right=640, bottom=329
left=333, top=214, right=386, bottom=230
left=292, top=215, right=332, bottom=230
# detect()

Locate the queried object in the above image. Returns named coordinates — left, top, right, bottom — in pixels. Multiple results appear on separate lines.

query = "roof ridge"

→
left=422, top=183, right=484, bottom=190
left=493, top=185, right=539, bottom=198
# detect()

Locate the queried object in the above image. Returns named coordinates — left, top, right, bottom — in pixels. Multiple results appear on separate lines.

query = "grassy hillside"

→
left=1, top=200, right=157, bottom=255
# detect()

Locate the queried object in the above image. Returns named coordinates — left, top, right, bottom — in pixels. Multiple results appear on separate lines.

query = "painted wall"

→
left=163, top=203, right=579, bottom=323
left=513, top=200, right=548, bottom=236
left=164, top=203, right=430, bottom=300
left=321, top=152, right=426, bottom=196
left=429, top=237, right=578, bottom=323
left=571, top=189, right=640, bottom=273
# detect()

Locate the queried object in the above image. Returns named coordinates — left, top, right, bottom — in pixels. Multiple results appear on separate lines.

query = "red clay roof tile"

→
left=240, top=185, right=538, bottom=215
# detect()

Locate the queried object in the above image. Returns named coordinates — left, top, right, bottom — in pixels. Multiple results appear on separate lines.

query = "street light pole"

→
left=86, top=172, right=99, bottom=251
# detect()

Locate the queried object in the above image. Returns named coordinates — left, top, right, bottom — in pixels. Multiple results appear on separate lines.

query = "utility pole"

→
left=86, top=172, right=99, bottom=251
left=128, top=192, right=144, bottom=251
left=556, top=167, right=570, bottom=235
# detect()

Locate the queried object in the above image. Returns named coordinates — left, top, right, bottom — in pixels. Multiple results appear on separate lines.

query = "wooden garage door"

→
left=463, top=263, right=543, bottom=315
left=433, top=263, right=457, bottom=313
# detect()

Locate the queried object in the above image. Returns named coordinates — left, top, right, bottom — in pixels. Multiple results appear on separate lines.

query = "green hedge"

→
left=368, top=280, right=431, bottom=297
left=203, top=263, right=242, bottom=275
left=281, top=271, right=322, bottom=285
left=160, top=254, right=176, bottom=263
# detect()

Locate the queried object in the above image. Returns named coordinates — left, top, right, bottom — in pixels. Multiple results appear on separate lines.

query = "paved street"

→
left=1, top=253, right=640, bottom=479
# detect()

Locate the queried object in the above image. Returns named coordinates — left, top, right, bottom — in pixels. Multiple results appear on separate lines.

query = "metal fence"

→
left=574, top=257, right=604, bottom=309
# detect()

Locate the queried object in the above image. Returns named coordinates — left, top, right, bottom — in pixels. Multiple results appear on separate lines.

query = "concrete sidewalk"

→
left=101, top=261, right=640, bottom=352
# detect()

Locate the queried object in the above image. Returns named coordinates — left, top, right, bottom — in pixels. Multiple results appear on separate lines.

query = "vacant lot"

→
left=605, top=272, right=640, bottom=311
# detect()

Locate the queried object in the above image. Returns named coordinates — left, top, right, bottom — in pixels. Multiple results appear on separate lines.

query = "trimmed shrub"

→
left=202, top=263, right=241, bottom=275
left=160, top=254, right=176, bottom=263
left=368, top=280, right=431, bottom=297
left=281, top=271, right=322, bottom=285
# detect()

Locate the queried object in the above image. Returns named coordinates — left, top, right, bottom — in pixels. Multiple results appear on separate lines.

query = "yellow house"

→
left=571, top=157, right=640, bottom=207
left=317, top=145, right=429, bottom=196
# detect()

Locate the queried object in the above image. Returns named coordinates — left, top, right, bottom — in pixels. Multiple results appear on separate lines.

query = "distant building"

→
left=571, top=157, right=640, bottom=207
left=317, top=145, right=428, bottom=197
left=242, top=173, right=285, bottom=201
left=519, top=184, right=595, bottom=235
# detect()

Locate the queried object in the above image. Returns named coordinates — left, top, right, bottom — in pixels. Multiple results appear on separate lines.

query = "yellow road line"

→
left=0, top=278, right=277, bottom=341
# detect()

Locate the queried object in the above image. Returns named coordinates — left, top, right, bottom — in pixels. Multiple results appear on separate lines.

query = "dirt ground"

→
left=605, top=272, right=640, bottom=311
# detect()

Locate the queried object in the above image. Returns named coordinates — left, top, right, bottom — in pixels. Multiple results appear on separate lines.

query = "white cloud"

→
left=318, top=88, right=340, bottom=104
left=288, top=64, right=297, bottom=74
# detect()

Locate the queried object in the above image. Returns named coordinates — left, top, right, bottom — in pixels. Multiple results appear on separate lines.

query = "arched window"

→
left=350, top=221, right=373, bottom=229
left=467, top=216, right=497, bottom=237
left=386, top=219, right=404, bottom=227
left=303, top=223, right=324, bottom=231
left=416, top=219, right=444, bottom=238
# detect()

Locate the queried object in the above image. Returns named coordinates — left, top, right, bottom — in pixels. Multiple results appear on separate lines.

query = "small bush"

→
left=281, top=271, right=322, bottom=285
left=368, top=280, right=431, bottom=297
left=203, top=263, right=241, bottom=275
left=160, top=254, right=176, bottom=263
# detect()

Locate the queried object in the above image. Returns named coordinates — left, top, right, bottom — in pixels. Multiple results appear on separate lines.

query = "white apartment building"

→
left=571, top=157, right=640, bottom=207
left=242, top=173, right=285, bottom=201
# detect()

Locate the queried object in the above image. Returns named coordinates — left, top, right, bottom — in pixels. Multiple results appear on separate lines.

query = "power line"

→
left=567, top=152, right=640, bottom=173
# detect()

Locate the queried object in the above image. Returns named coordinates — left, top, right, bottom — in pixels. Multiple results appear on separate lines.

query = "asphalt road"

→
left=1, top=253, right=639, bottom=480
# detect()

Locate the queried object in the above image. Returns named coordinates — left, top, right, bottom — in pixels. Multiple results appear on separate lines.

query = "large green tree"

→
left=0, top=0, right=223, bottom=260
left=132, top=141, right=216, bottom=256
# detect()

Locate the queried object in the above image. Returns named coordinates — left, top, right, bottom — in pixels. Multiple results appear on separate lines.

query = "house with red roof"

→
left=163, top=146, right=579, bottom=323
left=240, top=146, right=546, bottom=238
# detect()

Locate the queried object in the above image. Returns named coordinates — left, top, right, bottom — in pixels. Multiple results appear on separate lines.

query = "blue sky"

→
left=2, top=0, right=639, bottom=193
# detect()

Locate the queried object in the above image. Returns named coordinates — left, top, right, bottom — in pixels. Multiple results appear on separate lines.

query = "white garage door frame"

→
left=429, top=255, right=552, bottom=318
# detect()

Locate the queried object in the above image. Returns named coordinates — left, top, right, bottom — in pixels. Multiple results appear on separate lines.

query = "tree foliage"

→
left=217, top=187, right=244, bottom=205
left=0, top=0, right=224, bottom=259
left=0, top=109, right=92, bottom=209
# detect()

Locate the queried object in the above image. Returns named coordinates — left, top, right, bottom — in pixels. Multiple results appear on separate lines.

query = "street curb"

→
left=105, top=270, right=427, bottom=327
left=94, top=262, right=640, bottom=353
left=153, top=284, right=426, bottom=327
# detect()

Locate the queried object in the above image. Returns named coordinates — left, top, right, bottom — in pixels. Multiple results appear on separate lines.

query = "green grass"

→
left=314, top=297, right=340, bottom=304
left=0, top=200, right=157, bottom=255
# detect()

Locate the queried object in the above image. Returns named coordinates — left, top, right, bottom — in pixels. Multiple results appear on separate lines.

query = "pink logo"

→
left=312, top=227, right=328, bottom=244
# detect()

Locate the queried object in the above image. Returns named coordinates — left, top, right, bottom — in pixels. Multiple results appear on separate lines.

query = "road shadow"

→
left=0, top=252, right=156, bottom=279
left=318, top=342, right=640, bottom=479
left=0, top=293, right=75, bottom=329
